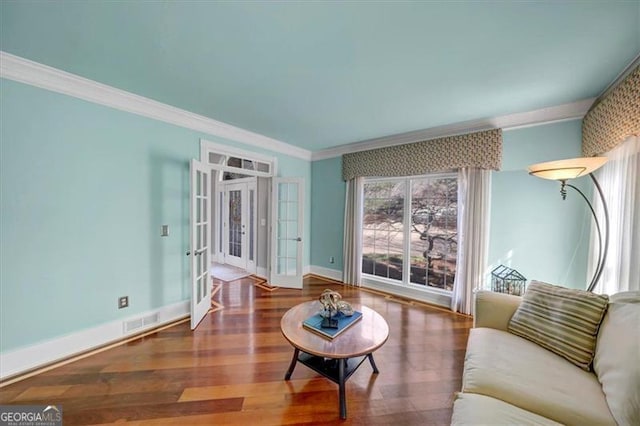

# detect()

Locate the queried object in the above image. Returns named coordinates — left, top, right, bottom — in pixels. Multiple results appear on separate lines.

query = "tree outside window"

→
left=362, top=175, right=457, bottom=291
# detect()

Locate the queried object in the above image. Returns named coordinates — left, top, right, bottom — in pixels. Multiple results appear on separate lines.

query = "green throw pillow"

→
left=508, top=281, right=609, bottom=371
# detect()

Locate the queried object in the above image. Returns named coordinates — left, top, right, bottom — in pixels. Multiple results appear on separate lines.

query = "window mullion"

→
left=403, top=178, right=412, bottom=286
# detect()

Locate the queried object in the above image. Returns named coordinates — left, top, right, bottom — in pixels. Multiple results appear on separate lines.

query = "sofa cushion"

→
left=462, top=327, right=616, bottom=425
left=593, top=291, right=640, bottom=426
left=508, top=280, right=609, bottom=370
left=474, top=290, right=521, bottom=331
left=451, top=393, right=562, bottom=426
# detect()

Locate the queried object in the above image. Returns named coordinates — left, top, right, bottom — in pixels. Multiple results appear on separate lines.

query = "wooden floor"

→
left=0, top=276, right=473, bottom=425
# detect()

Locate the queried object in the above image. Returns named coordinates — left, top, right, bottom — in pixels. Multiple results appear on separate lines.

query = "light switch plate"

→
left=118, top=296, right=129, bottom=309
left=161, top=225, right=169, bottom=237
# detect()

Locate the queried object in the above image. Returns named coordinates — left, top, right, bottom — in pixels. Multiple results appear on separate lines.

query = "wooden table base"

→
left=284, top=348, right=380, bottom=419
left=281, top=302, right=389, bottom=420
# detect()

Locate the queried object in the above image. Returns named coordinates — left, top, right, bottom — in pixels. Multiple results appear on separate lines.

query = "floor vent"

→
left=123, top=313, right=160, bottom=334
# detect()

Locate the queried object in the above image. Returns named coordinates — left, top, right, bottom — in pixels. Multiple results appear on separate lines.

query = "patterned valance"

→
left=583, top=64, right=640, bottom=157
left=342, top=129, right=502, bottom=181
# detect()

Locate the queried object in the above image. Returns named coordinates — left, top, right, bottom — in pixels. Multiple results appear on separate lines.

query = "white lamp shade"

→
left=528, top=157, right=607, bottom=180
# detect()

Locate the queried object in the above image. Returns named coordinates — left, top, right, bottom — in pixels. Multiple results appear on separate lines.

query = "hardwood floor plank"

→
left=65, top=398, right=244, bottom=425
left=179, top=378, right=336, bottom=402
left=13, top=385, right=72, bottom=401
left=0, top=276, right=472, bottom=424
left=100, top=350, right=293, bottom=373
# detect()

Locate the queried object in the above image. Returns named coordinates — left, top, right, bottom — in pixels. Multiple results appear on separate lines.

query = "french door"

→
left=271, top=177, right=304, bottom=289
left=224, top=182, right=247, bottom=269
left=222, top=180, right=257, bottom=271
left=190, top=160, right=211, bottom=329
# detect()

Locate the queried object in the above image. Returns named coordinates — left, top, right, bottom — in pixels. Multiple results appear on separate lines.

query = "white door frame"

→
left=246, top=180, right=257, bottom=274
left=200, top=139, right=278, bottom=277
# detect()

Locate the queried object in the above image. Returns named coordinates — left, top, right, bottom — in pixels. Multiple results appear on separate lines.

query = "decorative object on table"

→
left=491, top=265, right=527, bottom=296
left=336, top=300, right=354, bottom=316
left=528, top=157, right=609, bottom=292
left=318, top=289, right=354, bottom=328
left=302, top=310, right=363, bottom=340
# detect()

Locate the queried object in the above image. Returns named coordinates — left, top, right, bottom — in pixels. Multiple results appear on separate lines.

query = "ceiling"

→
left=1, top=2, right=639, bottom=152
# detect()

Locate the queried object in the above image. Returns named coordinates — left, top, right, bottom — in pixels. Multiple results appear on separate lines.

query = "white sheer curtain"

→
left=589, top=135, right=640, bottom=294
left=343, top=177, right=364, bottom=286
left=451, top=168, right=492, bottom=315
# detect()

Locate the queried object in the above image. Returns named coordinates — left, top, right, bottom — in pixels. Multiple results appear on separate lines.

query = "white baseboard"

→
left=0, top=300, right=189, bottom=380
left=308, top=265, right=343, bottom=282
left=362, top=278, right=451, bottom=308
left=256, top=267, right=268, bottom=279
left=306, top=267, right=451, bottom=308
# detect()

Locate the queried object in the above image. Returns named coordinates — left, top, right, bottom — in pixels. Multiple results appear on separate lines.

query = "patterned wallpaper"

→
left=583, top=65, right=640, bottom=157
left=342, top=129, right=502, bottom=181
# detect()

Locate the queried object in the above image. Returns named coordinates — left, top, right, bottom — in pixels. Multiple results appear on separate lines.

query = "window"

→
left=205, top=147, right=273, bottom=178
left=362, top=174, right=458, bottom=292
left=362, top=180, right=405, bottom=281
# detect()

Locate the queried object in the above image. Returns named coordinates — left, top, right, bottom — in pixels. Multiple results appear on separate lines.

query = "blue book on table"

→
left=302, top=311, right=363, bottom=339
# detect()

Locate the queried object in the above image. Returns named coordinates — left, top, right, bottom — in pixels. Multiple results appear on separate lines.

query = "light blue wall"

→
left=0, top=79, right=310, bottom=352
left=0, top=74, right=588, bottom=355
left=310, top=157, right=346, bottom=271
left=310, top=120, right=590, bottom=289
left=489, top=120, right=590, bottom=289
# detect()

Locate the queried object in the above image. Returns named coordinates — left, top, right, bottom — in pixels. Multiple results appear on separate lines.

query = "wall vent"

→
left=123, top=313, right=160, bottom=334
left=142, top=313, right=159, bottom=326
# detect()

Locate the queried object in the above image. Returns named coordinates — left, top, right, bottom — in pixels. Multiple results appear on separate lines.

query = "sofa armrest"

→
left=474, top=290, right=522, bottom=331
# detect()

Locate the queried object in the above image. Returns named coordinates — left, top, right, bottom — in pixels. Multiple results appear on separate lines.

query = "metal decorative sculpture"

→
left=318, top=289, right=354, bottom=329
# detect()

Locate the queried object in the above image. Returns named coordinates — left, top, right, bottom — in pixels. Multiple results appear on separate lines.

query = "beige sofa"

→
left=451, top=290, right=639, bottom=426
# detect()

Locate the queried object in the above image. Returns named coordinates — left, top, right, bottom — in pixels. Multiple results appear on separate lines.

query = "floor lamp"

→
left=528, top=157, right=609, bottom=293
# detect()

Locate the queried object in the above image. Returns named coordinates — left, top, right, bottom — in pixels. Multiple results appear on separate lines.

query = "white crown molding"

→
left=1, top=51, right=596, bottom=164
left=311, top=98, right=595, bottom=161
left=0, top=51, right=312, bottom=161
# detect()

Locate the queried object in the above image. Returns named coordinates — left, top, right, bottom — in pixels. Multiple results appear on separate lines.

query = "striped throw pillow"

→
left=508, top=281, right=609, bottom=371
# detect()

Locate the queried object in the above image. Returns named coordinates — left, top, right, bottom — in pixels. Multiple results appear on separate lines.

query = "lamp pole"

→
left=561, top=174, right=609, bottom=292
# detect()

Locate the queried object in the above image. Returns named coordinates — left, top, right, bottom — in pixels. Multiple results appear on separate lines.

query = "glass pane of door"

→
left=276, top=183, right=298, bottom=276
left=228, top=189, right=242, bottom=258
left=249, top=189, right=255, bottom=262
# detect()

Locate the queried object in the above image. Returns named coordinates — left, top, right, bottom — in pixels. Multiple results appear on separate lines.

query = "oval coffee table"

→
left=280, top=301, right=389, bottom=419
